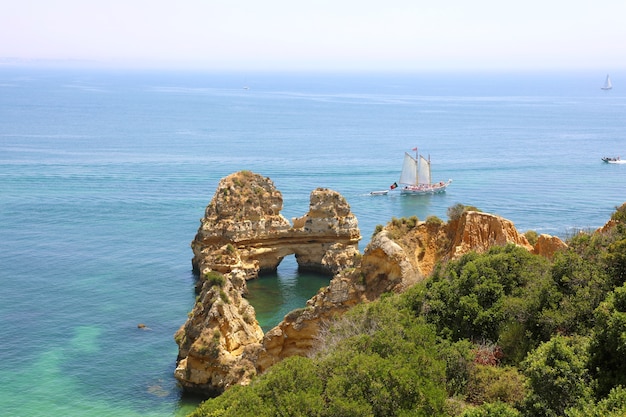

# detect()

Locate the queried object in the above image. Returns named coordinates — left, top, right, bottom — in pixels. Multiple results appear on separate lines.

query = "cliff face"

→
left=450, top=211, right=534, bottom=258
left=175, top=172, right=568, bottom=394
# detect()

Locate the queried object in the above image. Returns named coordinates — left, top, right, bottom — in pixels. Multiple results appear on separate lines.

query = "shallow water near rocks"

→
left=246, top=256, right=332, bottom=332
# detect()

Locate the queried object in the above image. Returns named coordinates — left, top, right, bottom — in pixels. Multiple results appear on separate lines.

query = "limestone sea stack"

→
left=175, top=171, right=362, bottom=393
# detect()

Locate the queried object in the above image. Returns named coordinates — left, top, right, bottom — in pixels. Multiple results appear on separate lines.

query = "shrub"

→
left=466, top=364, right=525, bottom=406
left=524, top=230, right=539, bottom=245
left=391, top=216, right=402, bottom=227
left=447, top=203, right=481, bottom=222
left=603, top=238, right=626, bottom=287
left=437, top=338, right=474, bottom=397
left=426, top=215, right=444, bottom=226
left=460, top=401, right=521, bottom=417
left=423, top=244, right=552, bottom=344
left=589, top=283, right=626, bottom=397
left=406, top=215, right=419, bottom=228
left=610, top=202, right=626, bottom=223
left=447, top=203, right=466, bottom=222
left=204, top=271, right=225, bottom=287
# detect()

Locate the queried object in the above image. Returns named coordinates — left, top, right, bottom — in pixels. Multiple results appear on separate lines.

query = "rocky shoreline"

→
left=174, top=170, right=567, bottom=394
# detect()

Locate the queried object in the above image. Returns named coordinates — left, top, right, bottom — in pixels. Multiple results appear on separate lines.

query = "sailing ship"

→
left=397, top=148, right=452, bottom=195
left=601, top=74, right=613, bottom=90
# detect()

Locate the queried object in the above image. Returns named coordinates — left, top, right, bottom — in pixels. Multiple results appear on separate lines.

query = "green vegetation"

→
left=447, top=203, right=482, bottom=222
left=190, top=300, right=447, bottom=417
left=524, top=230, right=538, bottom=245
left=188, top=203, right=626, bottom=417
left=204, top=271, right=225, bottom=288
left=521, top=335, right=592, bottom=417
left=219, top=289, right=230, bottom=304
left=386, top=215, right=420, bottom=240
left=426, top=215, right=444, bottom=226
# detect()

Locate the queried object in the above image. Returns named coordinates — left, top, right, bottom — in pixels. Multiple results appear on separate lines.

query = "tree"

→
left=547, top=249, right=608, bottom=335
left=521, top=335, right=592, bottom=417
left=603, top=238, right=626, bottom=287
left=565, top=386, right=626, bottom=417
left=424, top=244, right=552, bottom=347
left=588, top=283, right=626, bottom=397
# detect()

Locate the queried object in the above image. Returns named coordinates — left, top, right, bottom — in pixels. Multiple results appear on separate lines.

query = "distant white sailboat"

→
left=601, top=74, right=613, bottom=90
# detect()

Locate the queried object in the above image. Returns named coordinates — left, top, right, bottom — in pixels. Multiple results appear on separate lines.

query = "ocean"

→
left=1, top=67, right=625, bottom=416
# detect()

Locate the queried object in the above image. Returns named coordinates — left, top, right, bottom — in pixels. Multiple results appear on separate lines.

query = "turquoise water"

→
left=1, top=67, right=626, bottom=416
left=247, top=257, right=332, bottom=333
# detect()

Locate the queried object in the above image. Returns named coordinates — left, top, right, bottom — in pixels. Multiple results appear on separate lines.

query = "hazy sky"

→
left=1, top=0, right=624, bottom=71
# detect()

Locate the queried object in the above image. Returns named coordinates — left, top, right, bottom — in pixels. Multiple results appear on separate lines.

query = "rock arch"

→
left=190, top=171, right=361, bottom=280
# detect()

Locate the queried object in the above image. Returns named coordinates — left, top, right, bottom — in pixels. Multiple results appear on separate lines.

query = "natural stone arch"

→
left=190, top=170, right=361, bottom=281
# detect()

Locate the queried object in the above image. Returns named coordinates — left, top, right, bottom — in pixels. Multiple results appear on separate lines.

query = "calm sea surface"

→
left=1, top=67, right=625, bottom=416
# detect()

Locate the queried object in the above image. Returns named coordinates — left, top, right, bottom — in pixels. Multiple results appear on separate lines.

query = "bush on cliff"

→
left=204, top=271, right=225, bottom=287
left=447, top=203, right=481, bottom=222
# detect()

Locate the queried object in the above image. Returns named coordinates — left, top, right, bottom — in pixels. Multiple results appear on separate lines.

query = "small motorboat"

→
left=370, top=190, right=389, bottom=196
left=602, top=157, right=626, bottom=164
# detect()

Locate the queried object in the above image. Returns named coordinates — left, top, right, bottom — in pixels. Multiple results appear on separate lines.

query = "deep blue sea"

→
left=1, top=67, right=625, bottom=416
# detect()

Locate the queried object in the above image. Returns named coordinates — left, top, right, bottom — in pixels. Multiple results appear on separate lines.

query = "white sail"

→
left=418, top=155, right=431, bottom=185
left=399, top=152, right=418, bottom=185
left=602, top=74, right=612, bottom=90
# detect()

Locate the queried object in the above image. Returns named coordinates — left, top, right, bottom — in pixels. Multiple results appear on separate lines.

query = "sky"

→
left=1, top=0, right=625, bottom=72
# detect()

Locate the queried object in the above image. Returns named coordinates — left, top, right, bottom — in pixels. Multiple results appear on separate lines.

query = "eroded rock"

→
left=175, top=171, right=361, bottom=393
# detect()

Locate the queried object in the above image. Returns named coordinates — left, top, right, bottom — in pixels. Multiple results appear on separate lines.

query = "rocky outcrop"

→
left=532, top=234, right=568, bottom=259
left=372, top=211, right=540, bottom=279
left=175, top=171, right=361, bottom=393
left=450, top=211, right=533, bottom=259
left=175, top=173, right=569, bottom=395
left=174, top=268, right=263, bottom=394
